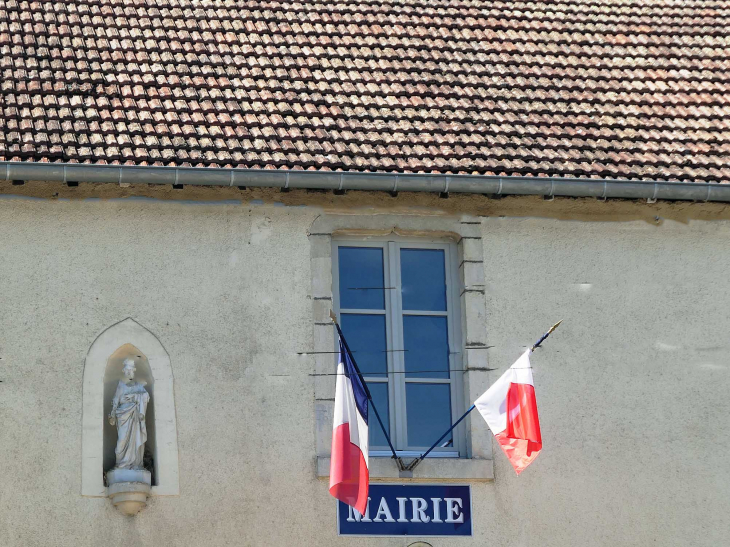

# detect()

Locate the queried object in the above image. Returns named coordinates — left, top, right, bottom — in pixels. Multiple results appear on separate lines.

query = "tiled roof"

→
left=1, top=0, right=730, bottom=183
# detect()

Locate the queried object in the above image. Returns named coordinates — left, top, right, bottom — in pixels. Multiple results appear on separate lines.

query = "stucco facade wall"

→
left=0, top=196, right=727, bottom=546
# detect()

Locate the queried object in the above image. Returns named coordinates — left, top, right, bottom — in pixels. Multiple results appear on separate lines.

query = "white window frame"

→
left=332, top=236, right=466, bottom=458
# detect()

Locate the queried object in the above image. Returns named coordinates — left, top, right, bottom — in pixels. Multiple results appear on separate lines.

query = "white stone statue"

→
left=109, top=358, right=150, bottom=470
left=106, top=357, right=152, bottom=515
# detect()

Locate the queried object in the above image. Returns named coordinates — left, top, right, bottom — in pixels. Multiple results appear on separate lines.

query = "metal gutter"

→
left=1, top=161, right=728, bottom=202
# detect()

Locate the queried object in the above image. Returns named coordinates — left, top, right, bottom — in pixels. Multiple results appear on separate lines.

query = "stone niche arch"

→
left=82, top=318, right=179, bottom=497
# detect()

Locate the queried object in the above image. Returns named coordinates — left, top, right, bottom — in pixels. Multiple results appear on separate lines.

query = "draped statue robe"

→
left=110, top=381, right=150, bottom=470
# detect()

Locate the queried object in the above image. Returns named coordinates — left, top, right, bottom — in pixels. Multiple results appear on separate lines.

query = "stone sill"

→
left=317, top=456, right=493, bottom=482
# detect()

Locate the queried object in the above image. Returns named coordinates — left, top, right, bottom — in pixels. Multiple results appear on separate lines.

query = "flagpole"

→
left=329, top=311, right=403, bottom=468
left=407, top=320, right=563, bottom=471
left=410, top=403, right=477, bottom=466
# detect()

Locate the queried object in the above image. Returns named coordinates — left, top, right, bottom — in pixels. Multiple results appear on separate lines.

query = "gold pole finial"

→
left=547, top=319, right=563, bottom=334
left=531, top=319, right=564, bottom=351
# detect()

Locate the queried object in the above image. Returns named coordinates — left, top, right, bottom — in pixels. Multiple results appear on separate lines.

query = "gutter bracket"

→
left=390, top=175, right=399, bottom=197
left=543, top=178, right=555, bottom=201
left=597, top=180, right=608, bottom=201
left=439, top=176, right=451, bottom=198
left=647, top=183, right=658, bottom=204
left=706, top=184, right=712, bottom=202
left=63, top=166, right=67, bottom=185
left=333, top=173, right=346, bottom=195
left=282, top=171, right=290, bottom=192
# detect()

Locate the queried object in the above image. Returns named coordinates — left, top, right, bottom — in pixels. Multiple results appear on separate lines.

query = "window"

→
left=333, top=239, right=464, bottom=458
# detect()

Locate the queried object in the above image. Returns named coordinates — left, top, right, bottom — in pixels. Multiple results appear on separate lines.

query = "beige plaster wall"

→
left=0, top=195, right=727, bottom=546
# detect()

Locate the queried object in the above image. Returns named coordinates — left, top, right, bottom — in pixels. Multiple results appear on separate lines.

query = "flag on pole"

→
left=329, top=336, right=369, bottom=514
left=474, top=349, right=542, bottom=475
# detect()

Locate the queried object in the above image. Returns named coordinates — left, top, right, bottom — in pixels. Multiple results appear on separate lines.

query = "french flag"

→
left=474, top=349, right=542, bottom=475
left=329, top=336, right=369, bottom=514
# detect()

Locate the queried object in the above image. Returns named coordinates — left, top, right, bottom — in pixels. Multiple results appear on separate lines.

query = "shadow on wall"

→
left=103, top=343, right=157, bottom=485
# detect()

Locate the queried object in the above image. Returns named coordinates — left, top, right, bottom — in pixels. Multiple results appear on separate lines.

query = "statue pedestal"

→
left=106, top=469, right=151, bottom=516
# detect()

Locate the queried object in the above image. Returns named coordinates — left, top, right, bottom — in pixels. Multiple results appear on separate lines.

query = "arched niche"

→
left=82, top=318, right=179, bottom=497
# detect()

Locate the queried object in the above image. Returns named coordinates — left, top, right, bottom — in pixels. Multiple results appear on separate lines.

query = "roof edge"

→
left=1, top=162, right=727, bottom=203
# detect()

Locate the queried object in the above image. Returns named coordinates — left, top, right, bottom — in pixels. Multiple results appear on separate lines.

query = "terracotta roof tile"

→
left=1, top=0, right=729, bottom=182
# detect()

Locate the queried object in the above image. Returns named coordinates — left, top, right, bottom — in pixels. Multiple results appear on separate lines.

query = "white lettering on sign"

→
left=444, top=498, right=464, bottom=523
left=396, top=497, right=409, bottom=522
left=346, top=495, right=465, bottom=526
left=373, top=498, right=395, bottom=523
left=431, top=498, right=443, bottom=523
left=347, top=497, right=372, bottom=522
left=410, top=498, right=430, bottom=523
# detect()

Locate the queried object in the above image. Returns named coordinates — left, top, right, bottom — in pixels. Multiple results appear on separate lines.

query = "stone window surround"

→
left=81, top=318, right=180, bottom=497
left=310, top=214, right=494, bottom=481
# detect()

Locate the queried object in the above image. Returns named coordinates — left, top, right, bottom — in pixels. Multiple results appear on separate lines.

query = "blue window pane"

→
left=339, top=247, right=385, bottom=310
left=406, top=383, right=453, bottom=448
left=401, top=248, right=446, bottom=311
left=403, top=316, right=450, bottom=379
left=340, top=314, right=387, bottom=378
left=368, top=382, right=390, bottom=448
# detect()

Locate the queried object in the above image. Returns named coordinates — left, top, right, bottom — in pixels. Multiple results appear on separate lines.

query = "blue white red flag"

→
left=474, top=349, right=542, bottom=475
left=329, top=335, right=369, bottom=514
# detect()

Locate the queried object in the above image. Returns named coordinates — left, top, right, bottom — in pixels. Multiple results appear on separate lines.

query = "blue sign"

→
left=337, top=484, right=472, bottom=537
